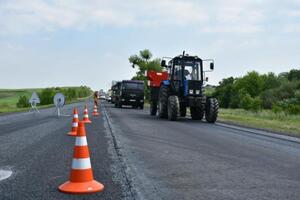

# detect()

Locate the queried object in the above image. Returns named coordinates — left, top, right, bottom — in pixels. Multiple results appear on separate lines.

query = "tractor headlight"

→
left=195, top=90, right=200, bottom=95
left=189, top=90, right=193, bottom=94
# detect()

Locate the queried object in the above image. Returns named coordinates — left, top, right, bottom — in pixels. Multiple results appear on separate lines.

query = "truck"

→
left=114, top=80, right=145, bottom=109
left=111, top=82, right=121, bottom=104
left=146, top=51, right=219, bottom=122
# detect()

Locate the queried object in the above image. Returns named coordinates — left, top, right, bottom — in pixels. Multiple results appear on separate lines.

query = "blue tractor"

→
left=150, top=51, right=219, bottom=122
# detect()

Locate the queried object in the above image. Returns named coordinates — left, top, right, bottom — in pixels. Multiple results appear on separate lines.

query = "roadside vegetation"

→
left=218, top=109, right=300, bottom=135
left=213, top=69, right=300, bottom=114
left=212, top=69, right=300, bottom=134
left=0, top=86, right=92, bottom=113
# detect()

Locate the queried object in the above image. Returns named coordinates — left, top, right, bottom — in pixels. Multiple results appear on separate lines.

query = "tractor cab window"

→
left=173, top=60, right=201, bottom=81
left=182, top=61, right=200, bottom=81
left=174, top=65, right=183, bottom=80
left=184, top=65, right=198, bottom=80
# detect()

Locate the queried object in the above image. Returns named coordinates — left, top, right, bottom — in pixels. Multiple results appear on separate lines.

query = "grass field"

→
left=0, top=88, right=44, bottom=113
left=218, top=109, right=300, bottom=136
left=0, top=88, right=92, bottom=114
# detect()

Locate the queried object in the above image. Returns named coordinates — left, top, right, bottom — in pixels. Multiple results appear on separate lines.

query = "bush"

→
left=37, top=86, right=92, bottom=105
left=287, top=105, right=300, bottom=115
left=240, top=93, right=252, bottom=110
left=39, top=88, right=56, bottom=105
left=240, top=93, right=261, bottom=112
left=251, top=97, right=262, bottom=112
left=16, top=95, right=30, bottom=108
left=272, top=105, right=283, bottom=114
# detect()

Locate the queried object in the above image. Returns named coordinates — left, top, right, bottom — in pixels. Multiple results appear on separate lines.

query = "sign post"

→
left=29, top=92, right=40, bottom=113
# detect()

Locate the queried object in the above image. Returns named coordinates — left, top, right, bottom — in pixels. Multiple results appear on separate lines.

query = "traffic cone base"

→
left=83, top=118, right=92, bottom=124
left=67, top=131, right=77, bottom=136
left=58, top=180, right=104, bottom=194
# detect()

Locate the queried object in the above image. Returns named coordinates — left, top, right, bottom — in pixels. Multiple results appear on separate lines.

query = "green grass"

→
left=218, top=109, right=300, bottom=136
left=0, top=88, right=91, bottom=114
left=0, top=88, right=44, bottom=113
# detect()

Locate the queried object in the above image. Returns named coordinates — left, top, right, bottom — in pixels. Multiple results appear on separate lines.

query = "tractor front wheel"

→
left=168, top=95, right=179, bottom=121
left=205, top=98, right=219, bottom=123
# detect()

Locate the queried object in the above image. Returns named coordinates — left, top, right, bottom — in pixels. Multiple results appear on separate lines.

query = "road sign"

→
left=29, top=92, right=40, bottom=104
left=29, top=92, right=40, bottom=113
left=53, top=93, right=67, bottom=117
left=54, top=93, right=65, bottom=108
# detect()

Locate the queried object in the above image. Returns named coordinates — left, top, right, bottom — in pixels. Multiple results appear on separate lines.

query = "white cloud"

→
left=0, top=0, right=296, bottom=35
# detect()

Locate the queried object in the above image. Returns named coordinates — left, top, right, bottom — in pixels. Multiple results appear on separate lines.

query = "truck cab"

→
left=115, top=80, right=144, bottom=109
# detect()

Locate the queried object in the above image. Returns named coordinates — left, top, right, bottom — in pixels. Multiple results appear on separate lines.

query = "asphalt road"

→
left=104, top=103, right=300, bottom=200
left=0, top=101, right=300, bottom=200
left=0, top=101, right=129, bottom=200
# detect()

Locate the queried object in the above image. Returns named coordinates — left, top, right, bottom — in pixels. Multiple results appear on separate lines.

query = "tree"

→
left=129, top=49, right=162, bottom=77
left=234, top=71, right=264, bottom=97
left=213, top=77, right=235, bottom=108
left=287, top=69, right=300, bottom=81
left=129, top=49, right=162, bottom=100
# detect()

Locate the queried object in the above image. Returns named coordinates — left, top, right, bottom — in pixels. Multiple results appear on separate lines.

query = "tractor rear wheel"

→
left=205, top=98, right=219, bottom=123
left=168, top=95, right=179, bottom=121
left=158, top=85, right=169, bottom=118
left=190, top=106, right=204, bottom=120
left=150, top=102, right=157, bottom=115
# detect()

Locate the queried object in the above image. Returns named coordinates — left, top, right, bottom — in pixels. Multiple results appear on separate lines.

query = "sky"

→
left=0, top=0, right=299, bottom=91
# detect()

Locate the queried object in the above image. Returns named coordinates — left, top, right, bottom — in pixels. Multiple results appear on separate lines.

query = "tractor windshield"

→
left=174, top=61, right=200, bottom=81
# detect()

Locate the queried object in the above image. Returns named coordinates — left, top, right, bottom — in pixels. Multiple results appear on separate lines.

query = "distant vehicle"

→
left=99, top=95, right=106, bottom=100
left=115, top=80, right=144, bottom=109
left=111, top=82, right=121, bottom=104
left=106, top=96, right=112, bottom=102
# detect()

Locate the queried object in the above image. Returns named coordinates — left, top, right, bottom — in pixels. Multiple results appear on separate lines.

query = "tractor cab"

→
left=161, top=54, right=214, bottom=98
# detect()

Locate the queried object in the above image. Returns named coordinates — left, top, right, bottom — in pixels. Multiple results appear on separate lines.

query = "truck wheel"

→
left=168, top=96, right=179, bottom=121
left=190, top=106, right=204, bottom=120
left=205, top=98, right=219, bottom=123
left=150, top=102, right=157, bottom=115
left=158, top=85, right=168, bottom=118
left=118, top=102, right=122, bottom=108
left=180, top=105, right=186, bottom=117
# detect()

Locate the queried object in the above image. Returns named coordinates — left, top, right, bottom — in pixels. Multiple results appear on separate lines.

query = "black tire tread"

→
left=158, top=85, right=169, bottom=118
left=168, top=96, right=179, bottom=121
left=205, top=98, right=219, bottom=123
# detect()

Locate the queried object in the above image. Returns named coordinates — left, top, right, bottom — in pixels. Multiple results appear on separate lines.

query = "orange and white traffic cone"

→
left=92, top=104, right=99, bottom=116
left=67, top=108, right=79, bottom=136
left=59, top=121, right=104, bottom=194
left=82, top=105, right=92, bottom=124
